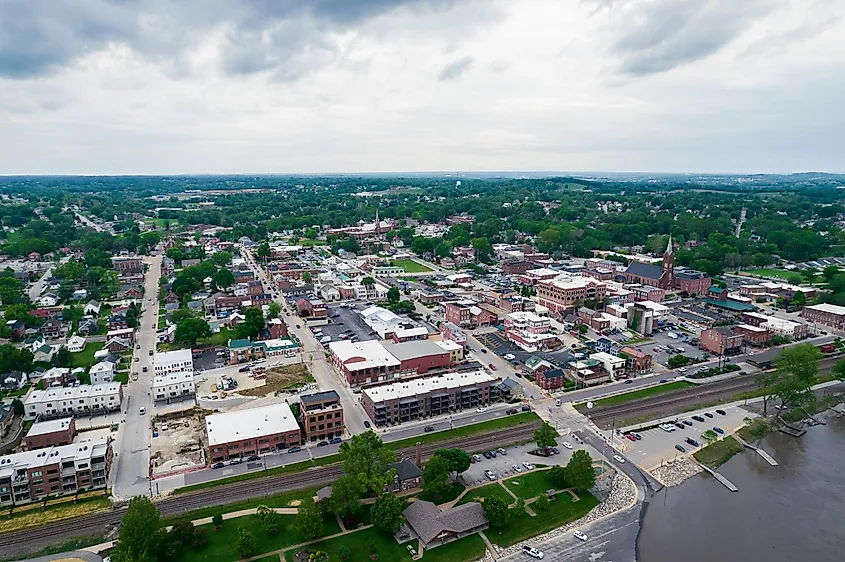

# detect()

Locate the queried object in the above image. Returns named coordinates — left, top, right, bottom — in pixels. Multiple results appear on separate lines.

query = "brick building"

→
left=536, top=276, right=607, bottom=313
left=700, top=326, right=744, bottom=355
left=620, top=346, right=652, bottom=376
left=535, top=368, right=566, bottom=391
left=300, top=391, right=344, bottom=443
left=802, top=303, right=845, bottom=331
left=362, top=370, right=497, bottom=426
left=205, top=403, right=301, bottom=463
left=24, top=418, right=77, bottom=450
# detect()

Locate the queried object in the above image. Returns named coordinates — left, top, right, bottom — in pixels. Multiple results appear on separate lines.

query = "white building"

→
left=591, top=352, right=627, bottom=380
left=89, top=361, right=116, bottom=385
left=24, top=383, right=122, bottom=420
left=66, top=335, right=86, bottom=353
left=152, top=371, right=195, bottom=403
left=153, top=349, right=194, bottom=375
left=372, top=265, right=404, bottom=278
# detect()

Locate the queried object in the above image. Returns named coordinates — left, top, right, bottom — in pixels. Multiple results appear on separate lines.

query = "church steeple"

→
left=665, top=235, right=673, bottom=255
left=662, top=235, right=675, bottom=289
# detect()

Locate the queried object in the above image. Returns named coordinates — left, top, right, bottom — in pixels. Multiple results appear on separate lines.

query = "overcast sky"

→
left=1, top=0, right=844, bottom=175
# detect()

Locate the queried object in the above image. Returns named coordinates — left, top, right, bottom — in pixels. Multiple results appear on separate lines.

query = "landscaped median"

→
left=693, top=435, right=744, bottom=469
left=172, top=412, right=541, bottom=495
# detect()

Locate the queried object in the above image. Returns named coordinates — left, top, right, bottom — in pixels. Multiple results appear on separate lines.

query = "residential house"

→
left=402, top=501, right=488, bottom=549
left=34, top=344, right=58, bottom=363
left=6, top=319, right=25, bottom=340
left=71, top=288, right=88, bottom=301
left=89, top=361, right=116, bottom=385
left=108, top=312, right=128, bottom=331
left=386, top=459, right=423, bottom=492
left=1, top=370, right=28, bottom=392
left=77, top=318, right=98, bottom=336
left=105, top=336, right=131, bottom=353
left=40, top=319, right=69, bottom=340
left=66, top=335, right=86, bottom=353
left=38, top=293, right=59, bottom=307
left=84, top=301, right=102, bottom=316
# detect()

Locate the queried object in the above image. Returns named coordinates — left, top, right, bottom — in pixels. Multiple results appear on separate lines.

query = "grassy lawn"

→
left=693, top=436, right=744, bottom=469
left=199, top=327, right=233, bottom=347
left=174, top=413, right=541, bottom=495
left=282, top=526, right=413, bottom=562
left=746, top=269, right=804, bottom=282
left=0, top=496, right=111, bottom=533
left=421, top=534, right=487, bottom=562
left=180, top=513, right=340, bottom=562
left=502, top=470, right=557, bottom=500
left=736, top=419, right=768, bottom=442
left=166, top=487, right=322, bottom=525
left=417, top=483, right=466, bottom=505
left=0, top=383, right=31, bottom=399
left=69, top=341, right=106, bottom=369
left=391, top=259, right=432, bottom=273
left=622, top=336, right=652, bottom=345
left=578, top=381, right=694, bottom=410
left=457, top=483, right=515, bottom=507
left=490, top=491, right=599, bottom=547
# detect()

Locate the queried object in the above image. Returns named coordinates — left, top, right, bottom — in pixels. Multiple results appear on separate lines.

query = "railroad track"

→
left=0, top=422, right=541, bottom=556
left=587, top=376, right=757, bottom=421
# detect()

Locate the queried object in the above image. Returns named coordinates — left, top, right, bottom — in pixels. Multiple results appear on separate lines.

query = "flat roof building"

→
left=152, top=371, right=195, bottom=403
left=24, top=417, right=76, bottom=450
left=300, top=390, right=344, bottom=443
left=153, top=348, right=194, bottom=375
left=205, top=402, right=301, bottom=463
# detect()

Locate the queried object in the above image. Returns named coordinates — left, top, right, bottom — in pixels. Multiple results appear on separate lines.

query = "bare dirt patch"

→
left=237, top=363, right=313, bottom=397
left=150, top=409, right=207, bottom=476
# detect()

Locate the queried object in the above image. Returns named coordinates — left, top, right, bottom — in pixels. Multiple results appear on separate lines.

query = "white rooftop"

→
left=205, top=402, right=300, bottom=447
left=806, top=303, right=845, bottom=315
left=153, top=371, right=194, bottom=387
left=329, top=340, right=401, bottom=370
left=26, top=417, right=74, bottom=437
left=26, top=382, right=121, bottom=405
left=155, top=348, right=193, bottom=365
left=0, top=437, right=109, bottom=477
left=363, top=370, right=495, bottom=402
left=543, top=275, right=604, bottom=290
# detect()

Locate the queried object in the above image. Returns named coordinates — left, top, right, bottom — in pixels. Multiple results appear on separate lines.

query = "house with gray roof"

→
left=387, top=459, right=422, bottom=492
left=402, top=500, right=488, bottom=548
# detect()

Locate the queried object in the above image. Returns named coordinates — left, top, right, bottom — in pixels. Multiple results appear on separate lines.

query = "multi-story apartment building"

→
left=362, top=370, right=497, bottom=426
left=536, top=276, right=607, bottom=313
left=503, top=311, right=558, bottom=352
left=300, top=391, right=344, bottom=443
left=24, top=383, right=123, bottom=420
left=329, top=340, right=402, bottom=386
left=110, top=256, right=142, bottom=273
left=620, top=346, right=653, bottom=376
left=0, top=437, right=112, bottom=506
left=153, top=349, right=194, bottom=375
left=439, top=321, right=467, bottom=348
left=205, top=403, right=301, bottom=464
left=700, top=326, right=744, bottom=355
left=591, top=352, right=627, bottom=380
left=152, top=371, right=195, bottom=403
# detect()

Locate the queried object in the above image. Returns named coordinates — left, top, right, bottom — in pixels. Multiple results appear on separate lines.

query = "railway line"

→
left=0, top=422, right=541, bottom=557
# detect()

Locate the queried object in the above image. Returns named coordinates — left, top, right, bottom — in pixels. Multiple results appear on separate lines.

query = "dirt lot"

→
left=236, top=363, right=313, bottom=397
left=150, top=409, right=206, bottom=476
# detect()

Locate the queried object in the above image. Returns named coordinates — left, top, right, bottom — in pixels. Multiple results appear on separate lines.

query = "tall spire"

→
left=666, top=235, right=673, bottom=255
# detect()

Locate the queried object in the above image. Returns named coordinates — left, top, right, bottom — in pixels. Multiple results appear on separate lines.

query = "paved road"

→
left=111, top=253, right=161, bottom=499
left=240, top=246, right=369, bottom=434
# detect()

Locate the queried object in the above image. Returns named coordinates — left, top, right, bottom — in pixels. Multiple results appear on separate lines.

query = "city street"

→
left=110, top=253, right=162, bottom=499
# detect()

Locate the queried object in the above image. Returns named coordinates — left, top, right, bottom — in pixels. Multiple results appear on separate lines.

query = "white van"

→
left=555, top=398, right=561, bottom=406
left=320, top=335, right=331, bottom=343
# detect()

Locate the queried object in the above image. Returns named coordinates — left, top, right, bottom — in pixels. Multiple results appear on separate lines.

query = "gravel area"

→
left=650, top=457, right=704, bottom=487
left=479, top=469, right=639, bottom=560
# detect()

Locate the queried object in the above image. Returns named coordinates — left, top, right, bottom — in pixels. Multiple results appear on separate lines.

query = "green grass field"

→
left=282, top=527, right=413, bottom=562
left=746, top=269, right=805, bottom=282
left=166, top=487, right=322, bottom=525
left=391, top=259, right=432, bottom=273
left=502, top=469, right=558, bottom=500
left=693, top=436, right=744, bottom=469
left=69, top=341, right=106, bottom=369
left=491, top=491, right=599, bottom=547
left=577, top=381, right=694, bottom=410
left=421, top=534, right=487, bottom=562
left=179, top=513, right=340, bottom=562
left=457, top=483, right=515, bottom=507
left=417, top=482, right=466, bottom=505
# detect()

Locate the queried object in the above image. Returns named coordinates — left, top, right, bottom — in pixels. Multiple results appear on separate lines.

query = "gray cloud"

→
left=438, top=56, right=474, bottom=81
left=0, top=0, right=446, bottom=79
left=597, top=0, right=775, bottom=77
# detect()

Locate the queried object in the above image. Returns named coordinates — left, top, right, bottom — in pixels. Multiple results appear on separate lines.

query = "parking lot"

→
left=475, top=331, right=575, bottom=370
left=630, top=328, right=707, bottom=370
left=193, top=347, right=226, bottom=372
left=616, top=405, right=755, bottom=470
left=317, top=304, right=379, bottom=344
left=460, top=439, right=595, bottom=487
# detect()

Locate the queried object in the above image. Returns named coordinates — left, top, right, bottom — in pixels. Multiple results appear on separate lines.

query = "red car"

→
left=625, top=434, right=637, bottom=442
left=488, top=363, right=497, bottom=371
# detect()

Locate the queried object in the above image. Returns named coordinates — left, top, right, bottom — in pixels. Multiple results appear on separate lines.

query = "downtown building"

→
left=362, top=370, right=497, bottom=426
left=205, top=403, right=301, bottom=464
left=536, top=275, right=608, bottom=313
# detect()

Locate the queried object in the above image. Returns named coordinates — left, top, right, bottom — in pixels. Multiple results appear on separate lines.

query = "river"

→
left=638, top=412, right=845, bottom=562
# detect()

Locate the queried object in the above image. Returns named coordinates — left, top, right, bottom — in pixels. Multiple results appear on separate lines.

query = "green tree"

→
left=563, top=450, right=596, bottom=491
left=257, top=505, right=281, bottom=535
left=268, top=301, right=282, bottom=319
left=756, top=368, right=780, bottom=416
left=295, top=496, right=322, bottom=540
left=11, top=398, right=24, bottom=416
left=667, top=354, right=691, bottom=368
left=701, top=429, right=718, bottom=444
left=791, top=291, right=806, bottom=307
left=386, top=286, right=400, bottom=303
left=471, top=237, right=492, bottom=263
left=772, top=343, right=822, bottom=419
left=339, top=430, right=396, bottom=495
left=329, top=475, right=364, bottom=519
left=52, top=346, right=72, bottom=368
left=256, top=242, right=271, bottom=262
left=547, top=465, right=567, bottom=488
left=577, top=324, right=588, bottom=336
left=302, top=271, right=312, bottom=284
left=170, top=307, right=194, bottom=324
left=110, top=496, right=163, bottom=562
left=513, top=496, right=526, bottom=515
left=833, top=359, right=845, bottom=382
left=533, top=493, right=550, bottom=511
left=209, top=251, right=233, bottom=267
left=421, top=454, right=451, bottom=497
left=371, top=493, right=404, bottom=533
left=237, top=307, right=266, bottom=339
left=236, top=527, right=256, bottom=558
left=432, top=448, right=471, bottom=475
left=211, top=513, right=223, bottom=530
left=361, top=276, right=375, bottom=287
left=533, top=421, right=558, bottom=449
left=175, top=318, right=211, bottom=346
left=212, top=268, right=235, bottom=290
left=481, top=495, right=510, bottom=528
